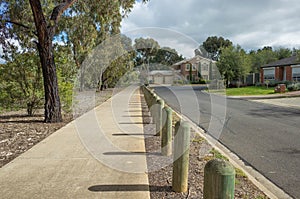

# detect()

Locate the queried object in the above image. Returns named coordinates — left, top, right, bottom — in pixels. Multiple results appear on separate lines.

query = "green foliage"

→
left=173, top=79, right=185, bottom=85
left=275, top=47, right=292, bottom=59
left=0, top=0, right=148, bottom=120
left=0, top=52, right=43, bottom=115
left=152, top=47, right=184, bottom=66
left=201, top=36, right=233, bottom=61
left=249, top=46, right=284, bottom=73
left=192, top=136, right=205, bottom=143
left=287, top=83, right=300, bottom=91
left=134, top=37, right=160, bottom=66
left=217, top=45, right=251, bottom=87
left=54, top=46, right=77, bottom=113
left=235, top=168, right=247, bottom=178
left=210, top=148, right=229, bottom=161
left=58, top=75, right=74, bottom=113
left=117, top=70, right=139, bottom=86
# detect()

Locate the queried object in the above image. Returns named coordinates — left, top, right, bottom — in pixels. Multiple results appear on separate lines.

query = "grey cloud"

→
left=122, top=0, right=300, bottom=56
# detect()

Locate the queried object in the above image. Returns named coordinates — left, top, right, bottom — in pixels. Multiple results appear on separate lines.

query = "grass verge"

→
left=226, top=86, right=275, bottom=96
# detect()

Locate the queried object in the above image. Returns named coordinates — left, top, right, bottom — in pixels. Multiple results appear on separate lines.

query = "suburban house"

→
left=260, top=55, right=300, bottom=83
left=172, top=55, right=215, bottom=82
left=148, top=70, right=176, bottom=84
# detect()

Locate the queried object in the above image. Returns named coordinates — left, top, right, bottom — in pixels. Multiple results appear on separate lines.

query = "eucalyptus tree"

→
left=0, top=0, right=148, bottom=122
left=134, top=37, right=160, bottom=66
left=153, top=47, right=183, bottom=66
left=201, top=36, right=233, bottom=61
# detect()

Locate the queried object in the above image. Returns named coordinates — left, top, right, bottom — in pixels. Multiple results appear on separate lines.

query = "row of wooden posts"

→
left=141, top=86, right=236, bottom=199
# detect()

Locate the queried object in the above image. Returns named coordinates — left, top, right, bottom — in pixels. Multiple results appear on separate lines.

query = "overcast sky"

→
left=121, top=0, right=300, bottom=58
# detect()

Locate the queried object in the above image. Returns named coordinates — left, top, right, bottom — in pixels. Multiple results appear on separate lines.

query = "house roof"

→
left=262, top=55, right=300, bottom=68
left=149, top=70, right=174, bottom=76
left=172, top=55, right=215, bottom=66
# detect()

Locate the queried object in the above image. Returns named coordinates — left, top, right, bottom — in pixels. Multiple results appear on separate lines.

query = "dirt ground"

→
left=0, top=89, right=113, bottom=168
left=140, top=94, right=269, bottom=199
left=0, top=111, right=72, bottom=168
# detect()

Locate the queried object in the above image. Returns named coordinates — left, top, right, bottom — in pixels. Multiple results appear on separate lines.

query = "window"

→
left=202, top=63, right=209, bottom=71
left=192, top=64, right=196, bottom=71
left=185, top=64, right=191, bottom=71
left=292, top=66, right=300, bottom=81
left=263, top=68, right=275, bottom=80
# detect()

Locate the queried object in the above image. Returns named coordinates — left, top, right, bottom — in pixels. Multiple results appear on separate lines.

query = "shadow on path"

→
left=88, top=184, right=172, bottom=192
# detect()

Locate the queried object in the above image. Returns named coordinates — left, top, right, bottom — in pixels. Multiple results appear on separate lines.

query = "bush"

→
left=263, top=80, right=293, bottom=88
left=268, top=80, right=280, bottom=87
left=287, top=83, right=300, bottom=91
left=282, top=81, right=293, bottom=87
left=0, top=53, right=44, bottom=115
left=191, top=79, right=206, bottom=84
left=198, top=79, right=207, bottom=84
left=173, top=79, right=184, bottom=85
left=255, top=82, right=262, bottom=87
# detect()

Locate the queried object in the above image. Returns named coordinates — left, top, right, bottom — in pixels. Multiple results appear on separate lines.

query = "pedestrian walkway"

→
left=0, top=85, right=150, bottom=199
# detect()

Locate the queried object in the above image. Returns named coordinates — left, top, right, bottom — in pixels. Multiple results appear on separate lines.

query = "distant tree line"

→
left=197, top=36, right=300, bottom=87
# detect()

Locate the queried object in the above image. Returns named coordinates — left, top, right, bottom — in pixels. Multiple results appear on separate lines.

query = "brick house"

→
left=172, top=55, right=215, bottom=82
left=260, top=55, right=300, bottom=83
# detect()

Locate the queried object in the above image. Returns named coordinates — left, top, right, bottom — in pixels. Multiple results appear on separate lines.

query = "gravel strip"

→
left=140, top=92, right=269, bottom=199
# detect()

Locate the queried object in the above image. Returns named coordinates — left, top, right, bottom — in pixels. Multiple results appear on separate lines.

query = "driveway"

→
left=252, top=97, right=300, bottom=109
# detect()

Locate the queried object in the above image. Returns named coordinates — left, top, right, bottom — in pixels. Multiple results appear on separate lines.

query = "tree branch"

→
left=50, top=0, right=77, bottom=23
left=4, top=20, right=38, bottom=37
left=4, top=20, right=30, bottom=29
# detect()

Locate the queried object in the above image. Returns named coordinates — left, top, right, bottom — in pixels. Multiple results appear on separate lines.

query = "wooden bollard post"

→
left=204, top=159, right=235, bottom=199
left=172, top=121, right=190, bottom=192
left=145, top=88, right=151, bottom=107
left=150, top=94, right=157, bottom=122
left=161, top=107, right=172, bottom=156
left=155, top=99, right=164, bottom=136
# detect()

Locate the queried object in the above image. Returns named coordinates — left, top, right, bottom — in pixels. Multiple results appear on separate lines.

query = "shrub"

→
left=268, top=80, right=280, bottom=87
left=173, top=79, right=184, bottom=85
left=0, top=52, right=44, bottom=115
left=191, top=79, right=206, bottom=84
left=282, top=81, right=293, bottom=87
left=287, top=83, right=300, bottom=91
left=255, top=82, right=260, bottom=87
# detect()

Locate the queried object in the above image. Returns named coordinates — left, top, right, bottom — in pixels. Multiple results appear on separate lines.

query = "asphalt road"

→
left=153, top=85, right=300, bottom=199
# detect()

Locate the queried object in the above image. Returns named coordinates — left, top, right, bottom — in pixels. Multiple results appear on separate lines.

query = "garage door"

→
left=154, top=75, right=164, bottom=84
left=164, top=76, right=174, bottom=84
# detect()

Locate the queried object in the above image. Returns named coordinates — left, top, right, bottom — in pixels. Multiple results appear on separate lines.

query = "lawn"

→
left=226, top=86, right=275, bottom=96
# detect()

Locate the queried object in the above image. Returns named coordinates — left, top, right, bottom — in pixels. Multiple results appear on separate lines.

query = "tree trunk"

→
left=37, top=43, right=62, bottom=122
left=29, top=0, right=62, bottom=123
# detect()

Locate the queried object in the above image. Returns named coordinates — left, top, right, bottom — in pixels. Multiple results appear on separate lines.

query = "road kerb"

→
left=162, top=98, right=293, bottom=199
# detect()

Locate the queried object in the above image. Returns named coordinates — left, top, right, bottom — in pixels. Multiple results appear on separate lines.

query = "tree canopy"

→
left=0, top=0, right=148, bottom=122
left=217, top=45, right=251, bottom=87
left=201, top=36, right=233, bottom=61
left=133, top=37, right=183, bottom=67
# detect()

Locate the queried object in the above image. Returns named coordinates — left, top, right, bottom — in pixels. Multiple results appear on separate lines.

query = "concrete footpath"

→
left=0, top=86, right=150, bottom=198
